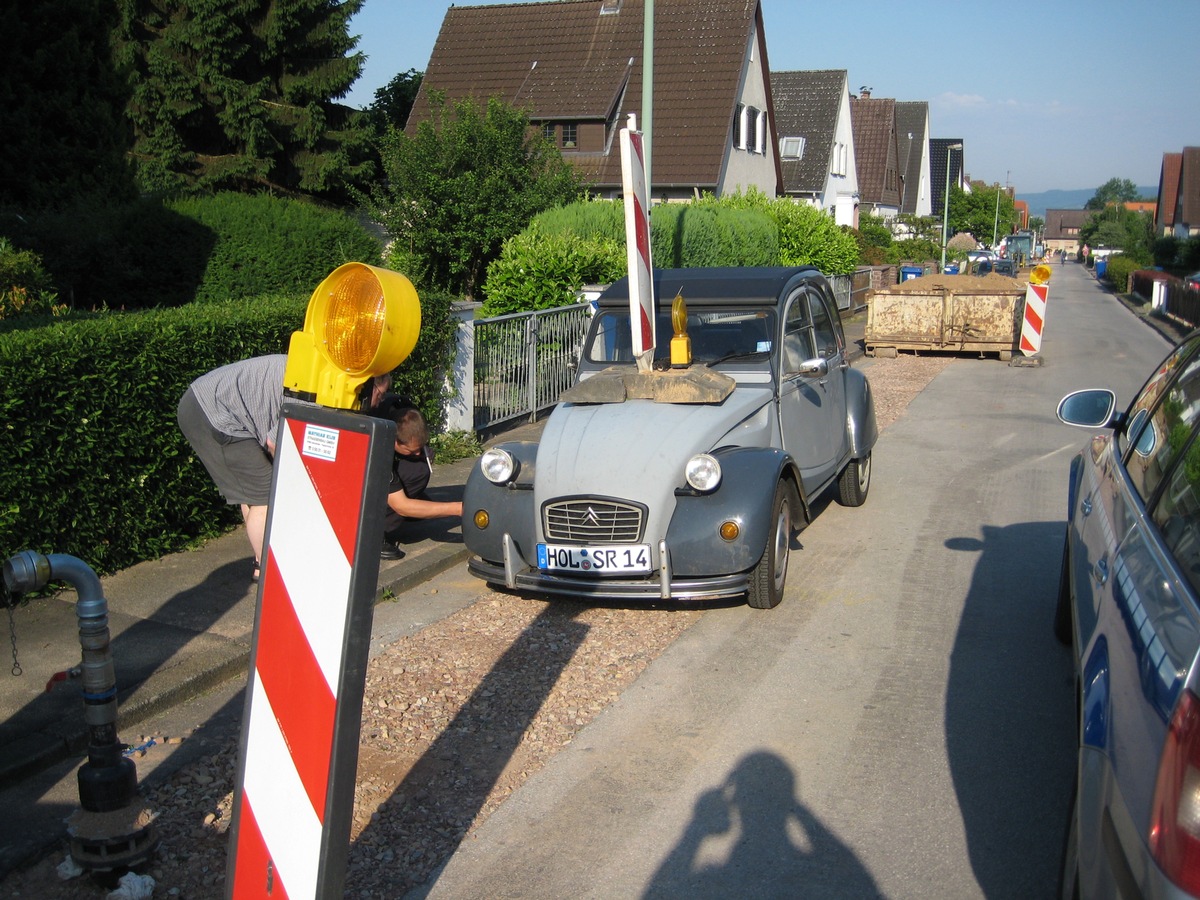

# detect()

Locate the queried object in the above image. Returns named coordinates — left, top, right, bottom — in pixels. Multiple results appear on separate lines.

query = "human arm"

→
left=386, top=490, right=462, bottom=520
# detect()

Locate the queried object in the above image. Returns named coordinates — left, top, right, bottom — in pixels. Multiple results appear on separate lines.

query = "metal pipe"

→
left=3, top=551, right=135, bottom=812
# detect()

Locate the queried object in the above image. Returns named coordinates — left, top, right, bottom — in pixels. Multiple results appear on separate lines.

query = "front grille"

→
left=543, top=498, right=645, bottom=542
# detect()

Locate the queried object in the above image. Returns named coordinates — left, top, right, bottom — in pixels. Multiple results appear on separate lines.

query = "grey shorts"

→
left=177, top=388, right=274, bottom=506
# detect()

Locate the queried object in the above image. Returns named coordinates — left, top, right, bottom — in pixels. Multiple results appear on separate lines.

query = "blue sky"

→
left=344, top=0, right=1200, bottom=196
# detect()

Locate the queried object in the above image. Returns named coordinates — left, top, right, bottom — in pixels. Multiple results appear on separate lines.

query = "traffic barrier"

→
left=1019, top=282, right=1049, bottom=355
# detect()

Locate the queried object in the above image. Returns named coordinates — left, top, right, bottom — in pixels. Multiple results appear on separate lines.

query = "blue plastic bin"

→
left=900, top=266, right=922, bottom=282
left=1095, top=259, right=1107, bottom=278
left=944, top=264, right=959, bottom=275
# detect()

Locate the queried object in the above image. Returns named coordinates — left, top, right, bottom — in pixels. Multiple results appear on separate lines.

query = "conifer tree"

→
left=0, top=0, right=136, bottom=209
left=115, top=0, right=373, bottom=199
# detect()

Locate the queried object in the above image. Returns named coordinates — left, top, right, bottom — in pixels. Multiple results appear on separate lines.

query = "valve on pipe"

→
left=2, top=551, right=158, bottom=872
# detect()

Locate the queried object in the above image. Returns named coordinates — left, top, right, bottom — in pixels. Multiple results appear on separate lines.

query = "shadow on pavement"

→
left=644, top=751, right=882, bottom=898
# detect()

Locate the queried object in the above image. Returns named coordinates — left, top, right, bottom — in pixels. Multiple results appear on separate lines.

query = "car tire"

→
left=1054, top=536, right=1073, bottom=646
left=748, top=479, right=796, bottom=610
left=836, top=453, right=871, bottom=507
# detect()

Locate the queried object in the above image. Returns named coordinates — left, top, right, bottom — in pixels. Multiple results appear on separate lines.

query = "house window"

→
left=755, top=110, right=766, bottom=154
left=543, top=123, right=556, bottom=142
left=780, top=136, right=805, bottom=159
left=562, top=123, right=577, bottom=148
left=745, top=106, right=758, bottom=154
left=733, top=104, right=746, bottom=150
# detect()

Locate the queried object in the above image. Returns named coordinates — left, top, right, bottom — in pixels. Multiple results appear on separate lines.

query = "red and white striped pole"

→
left=226, top=405, right=393, bottom=899
left=620, top=113, right=655, bottom=371
left=1019, top=265, right=1053, bottom=356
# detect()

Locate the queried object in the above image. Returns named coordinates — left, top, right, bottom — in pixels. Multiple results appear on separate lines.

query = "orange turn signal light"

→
left=719, top=521, right=740, bottom=541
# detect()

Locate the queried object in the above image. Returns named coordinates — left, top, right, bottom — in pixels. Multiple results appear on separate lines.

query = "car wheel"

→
left=836, top=453, right=871, bottom=507
left=748, top=480, right=796, bottom=610
left=1054, top=536, right=1073, bottom=646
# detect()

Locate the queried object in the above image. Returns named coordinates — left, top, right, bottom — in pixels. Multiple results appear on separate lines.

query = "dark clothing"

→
left=383, top=447, right=433, bottom=542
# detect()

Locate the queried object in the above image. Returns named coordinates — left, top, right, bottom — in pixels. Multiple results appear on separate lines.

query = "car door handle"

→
left=1093, top=557, right=1109, bottom=586
left=1081, top=497, right=1092, bottom=516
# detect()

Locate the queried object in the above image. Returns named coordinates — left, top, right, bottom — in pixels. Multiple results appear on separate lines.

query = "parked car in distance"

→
left=992, top=258, right=1018, bottom=277
left=462, top=267, right=878, bottom=609
left=1184, top=272, right=1200, bottom=290
left=1056, top=328, right=1200, bottom=898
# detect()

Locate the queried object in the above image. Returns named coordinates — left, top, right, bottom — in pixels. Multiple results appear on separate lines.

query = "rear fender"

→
left=667, top=446, right=802, bottom=577
left=845, top=367, right=878, bottom=457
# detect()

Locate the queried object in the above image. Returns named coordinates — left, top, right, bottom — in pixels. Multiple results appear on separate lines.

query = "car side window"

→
left=1152, top=437, right=1200, bottom=597
left=782, top=293, right=814, bottom=375
left=1124, top=347, right=1200, bottom=504
left=809, top=292, right=841, bottom=359
left=1118, top=337, right=1200, bottom=462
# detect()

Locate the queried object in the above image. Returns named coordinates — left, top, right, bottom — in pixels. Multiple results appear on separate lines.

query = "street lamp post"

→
left=941, top=143, right=963, bottom=273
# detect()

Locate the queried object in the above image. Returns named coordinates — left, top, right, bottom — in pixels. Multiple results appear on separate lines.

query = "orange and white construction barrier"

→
left=1019, top=265, right=1052, bottom=356
left=227, top=405, right=393, bottom=899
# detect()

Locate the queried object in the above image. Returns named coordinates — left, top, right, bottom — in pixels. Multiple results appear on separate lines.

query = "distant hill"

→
left=1018, top=186, right=1157, bottom=219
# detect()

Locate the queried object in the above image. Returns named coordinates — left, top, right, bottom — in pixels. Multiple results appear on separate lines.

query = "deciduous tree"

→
left=368, top=93, right=583, bottom=297
left=1085, top=177, right=1141, bottom=210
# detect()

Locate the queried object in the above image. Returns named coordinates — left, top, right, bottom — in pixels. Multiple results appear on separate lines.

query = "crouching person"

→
left=373, top=398, right=463, bottom=560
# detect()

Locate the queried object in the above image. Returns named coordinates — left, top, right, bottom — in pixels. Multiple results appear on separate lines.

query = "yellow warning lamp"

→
left=283, top=263, right=422, bottom=409
left=669, top=291, right=691, bottom=368
left=1030, top=265, right=1053, bottom=286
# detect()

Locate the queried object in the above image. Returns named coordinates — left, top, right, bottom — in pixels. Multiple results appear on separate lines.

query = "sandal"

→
left=252, top=561, right=261, bottom=583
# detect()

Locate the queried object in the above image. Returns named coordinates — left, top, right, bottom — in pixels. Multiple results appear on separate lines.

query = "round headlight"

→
left=685, top=453, right=722, bottom=492
left=480, top=447, right=516, bottom=484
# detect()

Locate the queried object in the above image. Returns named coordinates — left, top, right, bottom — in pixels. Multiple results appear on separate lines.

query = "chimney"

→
left=858, top=86, right=872, bottom=99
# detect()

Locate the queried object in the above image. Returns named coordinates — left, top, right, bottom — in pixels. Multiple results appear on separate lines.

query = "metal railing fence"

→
left=473, top=303, right=592, bottom=431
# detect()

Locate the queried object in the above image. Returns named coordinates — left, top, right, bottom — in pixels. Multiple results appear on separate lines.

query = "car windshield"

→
left=585, top=307, right=776, bottom=368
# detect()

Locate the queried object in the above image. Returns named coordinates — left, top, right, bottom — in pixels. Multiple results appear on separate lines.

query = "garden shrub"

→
left=0, top=239, right=64, bottom=320
left=0, top=280, right=458, bottom=574
left=480, top=227, right=623, bottom=317
left=1103, top=255, right=1141, bottom=294
left=169, top=193, right=384, bottom=303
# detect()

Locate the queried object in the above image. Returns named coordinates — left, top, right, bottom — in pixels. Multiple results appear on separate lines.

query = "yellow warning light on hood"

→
left=284, top=263, right=421, bottom=409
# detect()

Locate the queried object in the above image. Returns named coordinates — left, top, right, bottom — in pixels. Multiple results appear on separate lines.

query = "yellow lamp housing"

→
left=283, top=263, right=422, bottom=409
left=1030, top=264, right=1053, bottom=286
left=670, top=291, right=692, bottom=368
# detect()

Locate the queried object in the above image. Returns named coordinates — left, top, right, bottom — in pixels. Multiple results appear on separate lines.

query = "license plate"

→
left=536, top=543, right=651, bottom=574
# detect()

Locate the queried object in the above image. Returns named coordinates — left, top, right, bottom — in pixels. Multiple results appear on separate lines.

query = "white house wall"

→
left=820, top=80, right=859, bottom=227
left=717, top=21, right=777, bottom=197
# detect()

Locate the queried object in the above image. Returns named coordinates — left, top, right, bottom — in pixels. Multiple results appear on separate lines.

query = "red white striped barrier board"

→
left=227, top=403, right=393, bottom=899
left=619, top=114, right=655, bottom=365
left=1019, top=282, right=1049, bottom=355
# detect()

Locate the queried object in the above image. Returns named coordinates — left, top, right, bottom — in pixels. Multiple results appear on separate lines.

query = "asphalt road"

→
left=409, top=264, right=1175, bottom=899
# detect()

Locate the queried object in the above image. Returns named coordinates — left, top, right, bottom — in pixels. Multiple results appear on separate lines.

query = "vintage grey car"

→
left=462, top=266, right=878, bottom=609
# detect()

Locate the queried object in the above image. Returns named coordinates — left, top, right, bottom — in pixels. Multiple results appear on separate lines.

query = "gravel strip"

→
left=0, top=353, right=953, bottom=899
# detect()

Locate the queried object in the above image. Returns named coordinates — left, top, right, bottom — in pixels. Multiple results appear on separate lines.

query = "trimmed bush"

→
left=0, top=282, right=458, bottom=574
left=169, top=193, right=384, bottom=303
left=480, top=227, right=624, bottom=317
left=1103, top=255, right=1141, bottom=294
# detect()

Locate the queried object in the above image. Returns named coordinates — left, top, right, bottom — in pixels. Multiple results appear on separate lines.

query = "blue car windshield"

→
left=586, top=308, right=776, bottom=367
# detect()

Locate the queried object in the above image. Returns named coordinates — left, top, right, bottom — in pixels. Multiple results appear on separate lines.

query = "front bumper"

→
left=467, top=535, right=751, bottom=602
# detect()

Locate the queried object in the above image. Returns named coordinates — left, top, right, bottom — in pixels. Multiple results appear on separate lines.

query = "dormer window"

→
left=780, top=136, right=805, bottom=160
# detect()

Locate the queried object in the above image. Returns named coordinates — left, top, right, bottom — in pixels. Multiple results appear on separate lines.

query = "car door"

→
left=1071, top=338, right=1200, bottom=892
left=778, top=285, right=848, bottom=492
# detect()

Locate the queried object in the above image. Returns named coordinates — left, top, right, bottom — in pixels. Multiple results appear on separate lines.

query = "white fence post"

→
left=444, top=301, right=480, bottom=432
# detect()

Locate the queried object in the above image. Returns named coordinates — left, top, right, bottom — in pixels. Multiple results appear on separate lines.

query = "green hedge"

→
left=1, top=193, right=383, bottom=311
left=1103, top=255, right=1141, bottom=293
left=0, top=284, right=458, bottom=574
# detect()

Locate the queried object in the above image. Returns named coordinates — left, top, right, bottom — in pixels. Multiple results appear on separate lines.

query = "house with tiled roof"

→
left=408, top=0, right=782, bottom=201
left=895, top=101, right=931, bottom=218
left=929, top=138, right=966, bottom=221
left=1156, top=147, right=1200, bottom=239
left=848, top=91, right=901, bottom=217
left=1156, top=151, right=1182, bottom=236
left=1043, top=208, right=1091, bottom=257
left=769, top=69, right=858, bottom=226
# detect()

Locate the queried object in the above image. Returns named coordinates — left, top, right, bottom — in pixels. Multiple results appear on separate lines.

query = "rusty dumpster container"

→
left=864, top=273, right=1026, bottom=360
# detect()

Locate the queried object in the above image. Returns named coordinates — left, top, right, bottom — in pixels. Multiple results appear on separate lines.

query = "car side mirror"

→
left=1057, top=389, right=1118, bottom=428
left=798, top=357, right=829, bottom=378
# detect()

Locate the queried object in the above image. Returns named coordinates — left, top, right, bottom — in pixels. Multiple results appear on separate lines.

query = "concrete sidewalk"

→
left=0, top=308, right=870, bottom=794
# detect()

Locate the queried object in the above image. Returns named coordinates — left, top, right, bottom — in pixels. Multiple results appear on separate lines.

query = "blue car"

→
left=1056, top=329, right=1200, bottom=898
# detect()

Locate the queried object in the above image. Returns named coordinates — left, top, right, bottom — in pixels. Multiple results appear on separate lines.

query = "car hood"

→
left=533, top=386, right=773, bottom=541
